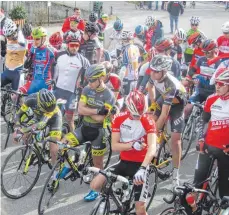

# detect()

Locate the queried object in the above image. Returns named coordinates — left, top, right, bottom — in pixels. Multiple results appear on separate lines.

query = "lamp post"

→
left=47, top=1, right=51, bottom=26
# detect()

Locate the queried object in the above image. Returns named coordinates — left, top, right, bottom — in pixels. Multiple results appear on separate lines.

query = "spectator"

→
left=62, top=7, right=85, bottom=33
left=167, top=1, right=184, bottom=34
left=155, top=1, right=159, bottom=11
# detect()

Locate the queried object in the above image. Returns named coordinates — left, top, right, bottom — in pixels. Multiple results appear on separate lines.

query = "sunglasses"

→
left=68, top=43, right=80, bottom=48
left=191, top=24, right=198, bottom=27
left=216, top=81, right=226, bottom=87
left=88, top=78, right=98, bottom=83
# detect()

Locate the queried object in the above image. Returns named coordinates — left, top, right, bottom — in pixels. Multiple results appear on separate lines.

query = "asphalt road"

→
left=1, top=1, right=228, bottom=215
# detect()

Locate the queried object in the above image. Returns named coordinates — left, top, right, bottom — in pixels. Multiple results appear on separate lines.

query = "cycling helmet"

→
left=86, top=64, right=106, bottom=79
left=214, top=68, right=229, bottom=84
left=113, top=19, right=123, bottom=31
left=37, top=89, right=56, bottom=112
left=190, top=16, right=200, bottom=25
left=32, top=26, right=47, bottom=39
left=85, top=22, right=99, bottom=34
left=187, top=32, right=203, bottom=45
left=121, top=30, right=133, bottom=41
left=174, top=28, right=187, bottom=41
left=155, top=38, right=174, bottom=52
left=135, top=25, right=146, bottom=36
left=150, top=55, right=173, bottom=72
left=101, top=61, right=113, bottom=74
left=222, top=21, right=229, bottom=34
left=49, top=32, right=63, bottom=46
left=145, top=16, right=156, bottom=27
left=202, top=39, right=217, bottom=52
left=3, top=19, right=17, bottom=37
left=126, top=90, right=148, bottom=116
left=101, top=13, right=109, bottom=20
left=89, top=12, right=98, bottom=22
left=22, top=23, right=32, bottom=38
left=64, top=31, right=81, bottom=43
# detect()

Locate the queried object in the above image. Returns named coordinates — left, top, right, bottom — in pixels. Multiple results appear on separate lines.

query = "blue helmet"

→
left=135, top=25, right=147, bottom=36
left=113, top=19, right=123, bottom=31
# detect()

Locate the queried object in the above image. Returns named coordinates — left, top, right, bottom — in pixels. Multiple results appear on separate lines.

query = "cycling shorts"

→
left=20, top=79, right=49, bottom=95
left=154, top=95, right=185, bottom=133
left=193, top=145, right=229, bottom=199
left=189, top=92, right=208, bottom=103
left=73, top=123, right=106, bottom=156
left=107, top=160, right=150, bottom=203
left=54, top=88, right=78, bottom=114
left=1, top=66, right=22, bottom=90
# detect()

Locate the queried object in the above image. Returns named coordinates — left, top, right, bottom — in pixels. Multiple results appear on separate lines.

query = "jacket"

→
left=167, top=1, right=184, bottom=16
left=62, top=16, right=85, bottom=33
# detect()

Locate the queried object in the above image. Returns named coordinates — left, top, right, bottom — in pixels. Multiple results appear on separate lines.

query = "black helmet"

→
left=89, top=12, right=98, bottom=23
left=37, top=89, right=56, bottom=112
left=85, top=22, right=99, bottom=34
left=22, top=23, right=32, bottom=38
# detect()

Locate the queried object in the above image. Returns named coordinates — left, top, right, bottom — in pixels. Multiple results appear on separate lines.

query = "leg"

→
left=135, top=202, right=147, bottom=215
left=10, top=67, right=22, bottom=91
left=1, top=68, right=11, bottom=88
left=169, top=15, right=174, bottom=33
left=174, top=16, right=179, bottom=31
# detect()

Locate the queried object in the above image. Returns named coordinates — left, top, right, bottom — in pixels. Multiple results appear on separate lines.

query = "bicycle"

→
left=85, top=166, right=158, bottom=215
left=181, top=102, right=203, bottom=160
left=1, top=128, right=52, bottom=199
left=1, top=87, right=28, bottom=149
left=38, top=139, right=111, bottom=214
left=190, top=1, right=195, bottom=9
left=217, top=196, right=229, bottom=215
left=160, top=182, right=218, bottom=215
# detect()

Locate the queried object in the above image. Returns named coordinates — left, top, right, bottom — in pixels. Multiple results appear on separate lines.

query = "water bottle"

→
left=186, top=193, right=197, bottom=212
left=58, top=162, right=71, bottom=179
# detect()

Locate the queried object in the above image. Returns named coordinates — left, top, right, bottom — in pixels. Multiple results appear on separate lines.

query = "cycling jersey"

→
left=217, top=35, right=229, bottom=56
left=171, top=43, right=182, bottom=64
left=185, top=29, right=201, bottom=55
left=80, top=86, right=115, bottom=127
left=26, top=36, right=33, bottom=55
left=97, top=19, right=107, bottom=42
left=189, top=47, right=205, bottom=73
left=15, top=93, right=62, bottom=139
left=149, top=73, right=187, bottom=105
left=79, top=38, right=100, bottom=64
left=62, top=16, right=85, bottom=33
left=203, top=94, right=229, bottom=149
left=112, top=111, right=156, bottom=162
left=109, top=30, right=122, bottom=51
left=122, top=43, right=140, bottom=80
left=54, top=51, right=90, bottom=93
left=105, top=73, right=121, bottom=99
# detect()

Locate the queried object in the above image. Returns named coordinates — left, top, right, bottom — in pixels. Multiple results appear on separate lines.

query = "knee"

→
left=90, top=174, right=106, bottom=191
left=135, top=202, right=146, bottom=215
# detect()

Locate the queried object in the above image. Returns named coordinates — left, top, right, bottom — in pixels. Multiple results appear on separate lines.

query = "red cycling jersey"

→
left=105, top=73, right=122, bottom=99
left=217, top=35, right=229, bottom=56
left=112, top=111, right=156, bottom=162
left=204, top=93, right=229, bottom=149
left=189, top=47, right=205, bottom=74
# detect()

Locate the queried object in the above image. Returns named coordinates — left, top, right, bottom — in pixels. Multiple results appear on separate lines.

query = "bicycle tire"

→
left=89, top=197, right=110, bottom=215
left=146, top=165, right=158, bottom=211
left=160, top=207, right=188, bottom=215
left=1, top=145, right=41, bottom=199
left=38, top=160, right=61, bottom=215
left=181, top=116, right=195, bottom=160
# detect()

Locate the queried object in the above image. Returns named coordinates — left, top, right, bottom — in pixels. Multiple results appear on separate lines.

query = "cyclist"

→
left=62, top=64, right=115, bottom=201
left=49, top=31, right=64, bottom=51
left=89, top=12, right=98, bottom=23
left=13, top=89, right=62, bottom=182
left=97, top=14, right=109, bottom=45
left=53, top=31, right=90, bottom=132
left=120, top=30, right=140, bottom=96
left=90, top=90, right=157, bottom=215
left=217, top=21, right=229, bottom=56
left=148, top=55, right=187, bottom=186
left=171, top=28, right=187, bottom=64
left=1, top=19, right=26, bottom=91
left=19, top=26, right=55, bottom=94
left=22, top=23, right=33, bottom=55
left=183, top=39, right=220, bottom=122
left=78, top=22, right=102, bottom=64
left=145, top=16, right=164, bottom=52
left=62, top=12, right=85, bottom=33
left=194, top=67, right=229, bottom=199
left=134, top=25, right=148, bottom=47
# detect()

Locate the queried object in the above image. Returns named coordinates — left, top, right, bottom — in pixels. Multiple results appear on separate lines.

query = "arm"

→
left=148, top=82, right=156, bottom=103
left=62, top=18, right=70, bottom=33
left=141, top=133, right=157, bottom=167
left=139, top=74, right=150, bottom=92
left=78, top=100, right=97, bottom=116
left=111, top=132, right=133, bottom=152
left=156, top=104, right=171, bottom=130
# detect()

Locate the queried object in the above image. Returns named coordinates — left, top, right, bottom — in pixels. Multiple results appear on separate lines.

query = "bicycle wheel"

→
left=38, top=160, right=61, bottom=215
left=89, top=197, right=110, bottom=215
left=146, top=165, right=158, bottom=211
left=160, top=207, right=188, bottom=215
left=1, top=145, right=41, bottom=199
left=181, top=116, right=195, bottom=160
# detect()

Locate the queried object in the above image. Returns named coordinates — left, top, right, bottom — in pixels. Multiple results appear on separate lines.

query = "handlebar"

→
left=188, top=101, right=204, bottom=109
left=86, top=167, right=129, bottom=185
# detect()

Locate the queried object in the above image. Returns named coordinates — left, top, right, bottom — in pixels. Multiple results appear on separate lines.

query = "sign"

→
left=48, top=1, right=51, bottom=7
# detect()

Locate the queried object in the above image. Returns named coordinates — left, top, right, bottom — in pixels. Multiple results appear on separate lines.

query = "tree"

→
left=9, top=6, right=27, bottom=20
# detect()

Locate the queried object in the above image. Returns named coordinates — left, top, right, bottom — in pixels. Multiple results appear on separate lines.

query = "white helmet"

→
left=3, top=19, right=17, bottom=37
left=145, top=16, right=156, bottom=27
left=121, top=30, right=133, bottom=41
left=222, top=21, right=229, bottom=34
left=190, top=16, right=200, bottom=25
left=175, top=28, right=187, bottom=41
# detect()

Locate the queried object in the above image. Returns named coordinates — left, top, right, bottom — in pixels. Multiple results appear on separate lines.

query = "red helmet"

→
left=155, top=38, right=174, bottom=52
left=64, top=31, right=81, bottom=43
left=126, top=90, right=148, bottom=116
left=214, top=68, right=229, bottom=84
left=202, top=39, right=217, bottom=52
left=188, top=32, right=202, bottom=45
left=49, top=32, right=63, bottom=46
